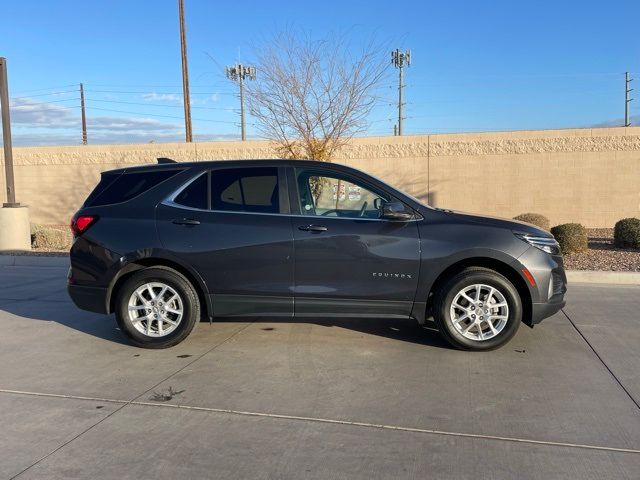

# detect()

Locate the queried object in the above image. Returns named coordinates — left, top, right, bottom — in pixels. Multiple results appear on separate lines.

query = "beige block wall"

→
left=1, top=127, right=639, bottom=227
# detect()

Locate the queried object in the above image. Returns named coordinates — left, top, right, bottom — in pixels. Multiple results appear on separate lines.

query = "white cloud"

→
left=10, top=98, right=79, bottom=128
left=88, top=116, right=180, bottom=132
left=143, top=92, right=182, bottom=102
left=9, top=96, right=188, bottom=145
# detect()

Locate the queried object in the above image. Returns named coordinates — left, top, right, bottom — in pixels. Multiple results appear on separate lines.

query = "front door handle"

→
left=172, top=218, right=201, bottom=226
left=298, top=225, right=327, bottom=232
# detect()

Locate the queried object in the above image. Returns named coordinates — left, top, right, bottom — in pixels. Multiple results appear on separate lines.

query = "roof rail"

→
left=157, top=157, right=177, bottom=164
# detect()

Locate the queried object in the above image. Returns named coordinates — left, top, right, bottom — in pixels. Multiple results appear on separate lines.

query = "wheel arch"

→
left=426, top=257, right=533, bottom=327
left=107, top=257, right=212, bottom=321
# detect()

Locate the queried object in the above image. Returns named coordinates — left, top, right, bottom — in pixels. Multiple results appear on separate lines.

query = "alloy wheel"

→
left=449, top=283, right=509, bottom=341
left=127, top=282, right=184, bottom=337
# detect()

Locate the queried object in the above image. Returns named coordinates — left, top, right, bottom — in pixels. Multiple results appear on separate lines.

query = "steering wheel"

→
left=320, top=209, right=339, bottom=216
left=358, top=201, right=368, bottom=217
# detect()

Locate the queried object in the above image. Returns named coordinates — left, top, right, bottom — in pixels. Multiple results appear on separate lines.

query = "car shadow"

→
left=0, top=298, right=133, bottom=346
left=1, top=297, right=451, bottom=350
left=213, top=315, right=451, bottom=349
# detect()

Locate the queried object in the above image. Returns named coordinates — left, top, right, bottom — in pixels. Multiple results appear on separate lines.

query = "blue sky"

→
left=3, top=0, right=639, bottom=145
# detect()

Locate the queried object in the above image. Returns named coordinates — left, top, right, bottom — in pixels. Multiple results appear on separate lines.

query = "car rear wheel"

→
left=433, top=267, right=521, bottom=351
left=115, top=267, right=200, bottom=348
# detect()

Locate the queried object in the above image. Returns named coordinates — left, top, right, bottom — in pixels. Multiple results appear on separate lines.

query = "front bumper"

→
left=67, top=283, right=109, bottom=314
left=531, top=297, right=566, bottom=325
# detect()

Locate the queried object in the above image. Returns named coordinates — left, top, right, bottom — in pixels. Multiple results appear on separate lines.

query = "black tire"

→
left=433, top=267, right=521, bottom=351
left=115, top=267, right=200, bottom=349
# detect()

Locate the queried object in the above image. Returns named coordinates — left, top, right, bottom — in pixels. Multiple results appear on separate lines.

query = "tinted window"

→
left=295, top=169, right=388, bottom=219
left=211, top=168, right=279, bottom=214
left=86, top=169, right=181, bottom=207
left=174, top=172, right=208, bottom=209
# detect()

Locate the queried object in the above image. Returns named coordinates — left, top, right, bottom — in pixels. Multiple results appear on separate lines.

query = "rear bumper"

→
left=67, top=283, right=108, bottom=314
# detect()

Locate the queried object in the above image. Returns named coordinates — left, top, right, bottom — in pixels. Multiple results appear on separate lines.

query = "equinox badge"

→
left=372, top=272, right=412, bottom=279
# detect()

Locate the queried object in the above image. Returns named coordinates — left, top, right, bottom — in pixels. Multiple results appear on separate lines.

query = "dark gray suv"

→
left=68, top=159, right=566, bottom=350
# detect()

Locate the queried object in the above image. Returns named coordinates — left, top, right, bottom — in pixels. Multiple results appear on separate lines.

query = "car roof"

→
left=104, top=159, right=363, bottom=175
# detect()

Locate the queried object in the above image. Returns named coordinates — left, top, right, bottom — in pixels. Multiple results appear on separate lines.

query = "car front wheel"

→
left=433, top=267, right=522, bottom=351
left=115, top=267, right=200, bottom=349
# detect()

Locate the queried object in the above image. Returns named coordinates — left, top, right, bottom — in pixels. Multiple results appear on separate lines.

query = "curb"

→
left=566, top=270, right=640, bottom=285
left=0, top=254, right=69, bottom=268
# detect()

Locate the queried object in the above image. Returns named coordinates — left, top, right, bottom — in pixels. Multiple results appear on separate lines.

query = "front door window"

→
left=296, top=169, right=388, bottom=219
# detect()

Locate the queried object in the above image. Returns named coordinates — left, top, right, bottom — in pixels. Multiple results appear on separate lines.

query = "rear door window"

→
left=211, top=168, right=279, bottom=214
left=85, top=169, right=181, bottom=207
left=173, top=172, right=209, bottom=210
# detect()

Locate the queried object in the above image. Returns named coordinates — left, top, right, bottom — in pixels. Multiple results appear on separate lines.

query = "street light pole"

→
left=391, top=49, right=411, bottom=136
left=225, top=64, right=256, bottom=141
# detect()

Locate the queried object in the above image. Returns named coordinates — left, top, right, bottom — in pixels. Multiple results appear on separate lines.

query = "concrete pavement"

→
left=0, top=263, right=639, bottom=479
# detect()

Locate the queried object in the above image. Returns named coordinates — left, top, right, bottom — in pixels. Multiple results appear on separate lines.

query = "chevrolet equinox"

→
left=68, top=159, right=566, bottom=350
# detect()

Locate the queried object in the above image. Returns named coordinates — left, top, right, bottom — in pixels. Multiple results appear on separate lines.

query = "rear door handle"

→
left=298, top=225, right=327, bottom=232
left=172, top=218, right=201, bottom=226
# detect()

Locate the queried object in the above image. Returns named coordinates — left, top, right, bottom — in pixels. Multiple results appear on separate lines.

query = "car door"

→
left=289, top=167, right=420, bottom=317
left=156, top=166, right=294, bottom=317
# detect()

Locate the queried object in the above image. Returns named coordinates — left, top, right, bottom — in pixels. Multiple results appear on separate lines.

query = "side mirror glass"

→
left=381, top=201, right=413, bottom=221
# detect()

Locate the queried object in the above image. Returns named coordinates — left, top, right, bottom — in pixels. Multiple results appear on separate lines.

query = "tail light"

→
left=70, top=215, right=97, bottom=236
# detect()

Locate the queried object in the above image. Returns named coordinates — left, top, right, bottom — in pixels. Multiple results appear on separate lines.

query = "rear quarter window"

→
left=84, top=169, right=182, bottom=207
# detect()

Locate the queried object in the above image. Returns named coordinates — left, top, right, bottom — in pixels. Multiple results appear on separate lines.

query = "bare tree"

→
left=246, top=31, right=388, bottom=161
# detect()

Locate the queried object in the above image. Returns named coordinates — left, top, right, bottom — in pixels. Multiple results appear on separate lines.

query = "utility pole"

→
left=225, top=64, right=256, bottom=141
left=392, top=49, right=410, bottom=136
left=80, top=83, right=87, bottom=144
left=0, top=57, right=18, bottom=207
left=625, top=72, right=633, bottom=127
left=178, top=0, right=193, bottom=142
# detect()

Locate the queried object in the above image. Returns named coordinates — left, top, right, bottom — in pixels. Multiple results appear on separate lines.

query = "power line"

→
left=86, top=98, right=238, bottom=111
left=85, top=105, right=238, bottom=124
left=11, top=84, right=78, bottom=95
left=86, top=89, right=236, bottom=96
left=8, top=97, right=79, bottom=107
left=9, top=90, right=78, bottom=100
left=10, top=105, right=80, bottom=113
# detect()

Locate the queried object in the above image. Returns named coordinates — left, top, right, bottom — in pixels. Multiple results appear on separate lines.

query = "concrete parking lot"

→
left=0, top=262, right=639, bottom=479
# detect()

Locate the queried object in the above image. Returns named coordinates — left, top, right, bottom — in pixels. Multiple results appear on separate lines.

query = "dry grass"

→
left=31, top=224, right=72, bottom=251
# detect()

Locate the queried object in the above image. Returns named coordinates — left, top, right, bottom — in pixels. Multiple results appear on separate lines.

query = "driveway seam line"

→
left=128, top=321, right=254, bottom=404
left=6, top=322, right=253, bottom=479
left=561, top=309, right=640, bottom=411
left=2, top=388, right=639, bottom=456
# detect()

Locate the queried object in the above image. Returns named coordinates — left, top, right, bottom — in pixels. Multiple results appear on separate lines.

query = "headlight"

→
left=514, top=233, right=561, bottom=255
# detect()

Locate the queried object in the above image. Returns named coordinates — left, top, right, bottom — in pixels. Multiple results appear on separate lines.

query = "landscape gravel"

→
left=563, top=228, right=640, bottom=271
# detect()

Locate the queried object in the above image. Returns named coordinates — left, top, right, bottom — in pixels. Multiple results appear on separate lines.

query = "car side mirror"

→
left=381, top=201, right=413, bottom=221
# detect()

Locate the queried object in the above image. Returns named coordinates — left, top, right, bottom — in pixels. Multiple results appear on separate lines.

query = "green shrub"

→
left=513, top=213, right=550, bottom=231
left=550, top=223, right=588, bottom=254
left=31, top=224, right=72, bottom=250
left=614, top=218, right=640, bottom=248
